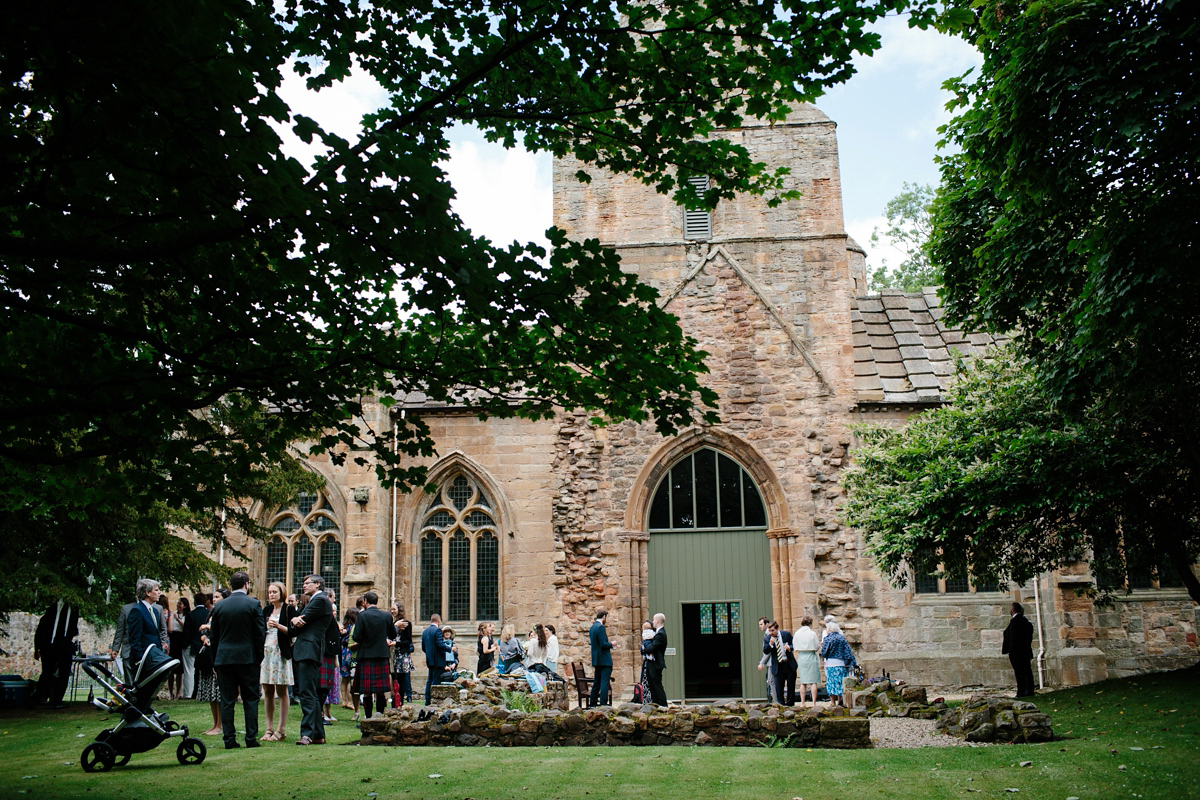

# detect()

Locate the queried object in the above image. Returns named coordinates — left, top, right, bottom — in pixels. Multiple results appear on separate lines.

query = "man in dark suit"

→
left=181, top=593, right=209, bottom=699
left=1002, top=601, right=1036, bottom=698
left=353, top=590, right=396, bottom=718
left=125, top=579, right=169, bottom=669
left=645, top=612, right=668, bottom=707
left=764, top=622, right=796, bottom=706
left=589, top=609, right=613, bottom=707
left=30, top=599, right=79, bottom=708
left=421, top=612, right=453, bottom=705
left=208, top=571, right=266, bottom=749
left=290, top=574, right=333, bottom=745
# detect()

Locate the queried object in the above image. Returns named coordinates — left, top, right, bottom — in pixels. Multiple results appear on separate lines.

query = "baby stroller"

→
left=77, top=647, right=206, bottom=772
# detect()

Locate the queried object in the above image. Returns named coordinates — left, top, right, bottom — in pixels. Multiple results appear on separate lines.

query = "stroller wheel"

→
left=81, top=742, right=117, bottom=773
left=177, top=737, right=207, bottom=766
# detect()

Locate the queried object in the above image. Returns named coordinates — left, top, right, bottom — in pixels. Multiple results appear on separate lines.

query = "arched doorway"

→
left=647, top=447, right=772, bottom=701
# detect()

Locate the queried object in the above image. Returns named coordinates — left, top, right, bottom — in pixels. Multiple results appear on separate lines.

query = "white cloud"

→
left=846, top=215, right=886, bottom=267
left=274, top=63, right=390, bottom=169
left=852, top=16, right=981, bottom=83
left=441, top=141, right=552, bottom=250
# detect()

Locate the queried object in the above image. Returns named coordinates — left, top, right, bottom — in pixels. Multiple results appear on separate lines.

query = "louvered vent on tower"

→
left=683, top=175, right=712, bottom=241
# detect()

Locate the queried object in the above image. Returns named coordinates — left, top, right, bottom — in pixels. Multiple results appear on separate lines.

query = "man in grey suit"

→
left=208, top=571, right=266, bottom=749
left=290, top=574, right=333, bottom=745
left=111, top=579, right=169, bottom=684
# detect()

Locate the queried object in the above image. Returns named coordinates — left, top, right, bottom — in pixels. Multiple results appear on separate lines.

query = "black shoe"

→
left=245, top=740, right=261, bottom=748
left=50, top=703, right=67, bottom=710
left=225, top=742, right=241, bottom=749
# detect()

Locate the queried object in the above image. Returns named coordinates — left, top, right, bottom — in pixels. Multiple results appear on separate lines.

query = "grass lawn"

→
left=1, top=667, right=1196, bottom=800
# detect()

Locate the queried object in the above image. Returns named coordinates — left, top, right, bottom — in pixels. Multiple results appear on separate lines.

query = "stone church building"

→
left=169, top=105, right=1198, bottom=700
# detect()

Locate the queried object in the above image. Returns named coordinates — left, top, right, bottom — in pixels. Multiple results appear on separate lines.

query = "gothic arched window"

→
left=418, top=474, right=500, bottom=622
left=266, top=491, right=343, bottom=597
left=648, top=447, right=767, bottom=530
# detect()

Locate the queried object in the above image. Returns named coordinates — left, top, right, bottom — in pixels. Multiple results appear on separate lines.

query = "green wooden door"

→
left=647, top=529, right=772, bottom=701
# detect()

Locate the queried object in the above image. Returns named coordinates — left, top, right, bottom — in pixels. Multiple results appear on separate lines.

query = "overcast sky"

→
left=277, top=15, right=981, bottom=273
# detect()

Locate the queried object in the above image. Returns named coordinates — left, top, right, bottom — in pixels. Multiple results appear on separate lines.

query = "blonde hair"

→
left=500, top=624, right=515, bottom=642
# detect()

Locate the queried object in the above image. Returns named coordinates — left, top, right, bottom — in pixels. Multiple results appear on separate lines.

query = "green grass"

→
left=1, top=667, right=1197, bottom=800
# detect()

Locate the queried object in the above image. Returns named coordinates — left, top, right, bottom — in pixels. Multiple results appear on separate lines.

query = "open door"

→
left=681, top=601, right=743, bottom=700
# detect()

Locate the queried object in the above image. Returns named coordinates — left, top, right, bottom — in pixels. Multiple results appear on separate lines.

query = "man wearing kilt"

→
left=352, top=591, right=397, bottom=719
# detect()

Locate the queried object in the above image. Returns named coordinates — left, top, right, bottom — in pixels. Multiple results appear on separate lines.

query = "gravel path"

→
left=869, top=717, right=984, bottom=749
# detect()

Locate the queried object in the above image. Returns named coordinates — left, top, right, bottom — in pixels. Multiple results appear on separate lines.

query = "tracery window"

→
left=648, top=447, right=766, bottom=530
left=265, top=491, right=343, bottom=597
left=912, top=563, right=1005, bottom=595
left=418, top=474, right=500, bottom=622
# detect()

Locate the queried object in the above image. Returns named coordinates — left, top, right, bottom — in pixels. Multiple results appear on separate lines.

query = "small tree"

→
left=844, top=351, right=1200, bottom=605
left=868, top=183, right=939, bottom=293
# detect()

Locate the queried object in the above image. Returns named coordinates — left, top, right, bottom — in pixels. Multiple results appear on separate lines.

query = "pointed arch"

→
left=404, top=450, right=510, bottom=623
left=625, top=427, right=790, bottom=534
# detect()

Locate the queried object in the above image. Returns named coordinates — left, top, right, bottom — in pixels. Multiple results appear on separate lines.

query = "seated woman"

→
left=496, top=624, right=525, bottom=674
left=524, top=624, right=549, bottom=670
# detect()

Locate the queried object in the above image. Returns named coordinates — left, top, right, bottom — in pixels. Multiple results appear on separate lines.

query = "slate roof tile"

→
left=851, top=291, right=1008, bottom=406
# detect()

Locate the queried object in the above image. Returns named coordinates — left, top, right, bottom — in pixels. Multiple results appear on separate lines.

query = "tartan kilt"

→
left=356, top=657, right=391, bottom=694
left=320, top=653, right=340, bottom=689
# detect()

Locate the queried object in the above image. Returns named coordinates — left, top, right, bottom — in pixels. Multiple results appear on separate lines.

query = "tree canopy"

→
left=2, top=0, right=939, bottom=617
left=931, top=0, right=1199, bottom=419
left=844, top=352, right=1200, bottom=604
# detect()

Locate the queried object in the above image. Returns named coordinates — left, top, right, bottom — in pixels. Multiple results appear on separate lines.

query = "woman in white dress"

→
left=544, top=624, right=560, bottom=675
left=792, top=616, right=821, bottom=709
left=260, top=581, right=295, bottom=741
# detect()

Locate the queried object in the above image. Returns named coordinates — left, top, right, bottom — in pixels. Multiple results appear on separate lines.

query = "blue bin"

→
left=0, top=679, right=31, bottom=708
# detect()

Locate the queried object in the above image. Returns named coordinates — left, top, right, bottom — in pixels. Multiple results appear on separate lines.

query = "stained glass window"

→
left=914, top=570, right=940, bottom=594
left=265, top=493, right=342, bottom=599
left=292, top=534, right=314, bottom=595
left=419, top=473, right=502, bottom=622
left=699, top=603, right=713, bottom=635
left=296, top=492, right=317, bottom=515
left=420, top=532, right=442, bottom=620
left=318, top=537, right=341, bottom=595
left=465, top=511, right=493, bottom=529
left=730, top=602, right=741, bottom=633
left=649, top=448, right=768, bottom=531
left=944, top=573, right=970, bottom=594
left=715, top=603, right=729, bottom=634
left=449, top=476, right=471, bottom=510
left=310, top=515, right=338, bottom=533
left=266, top=537, right=288, bottom=587
left=448, top=531, right=471, bottom=620
left=476, top=533, right=499, bottom=620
